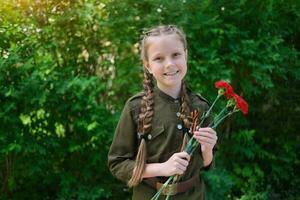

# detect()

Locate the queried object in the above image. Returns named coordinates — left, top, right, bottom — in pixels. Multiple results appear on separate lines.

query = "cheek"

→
left=180, top=61, right=187, bottom=73
left=178, top=57, right=187, bottom=66
left=148, top=65, right=161, bottom=75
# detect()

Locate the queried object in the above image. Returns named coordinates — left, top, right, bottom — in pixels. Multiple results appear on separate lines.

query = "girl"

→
left=108, top=25, right=217, bottom=200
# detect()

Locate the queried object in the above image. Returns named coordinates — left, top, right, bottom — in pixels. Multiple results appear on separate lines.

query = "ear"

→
left=143, top=60, right=152, bottom=74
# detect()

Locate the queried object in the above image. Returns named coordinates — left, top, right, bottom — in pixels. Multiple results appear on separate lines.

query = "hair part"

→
left=140, top=25, right=187, bottom=61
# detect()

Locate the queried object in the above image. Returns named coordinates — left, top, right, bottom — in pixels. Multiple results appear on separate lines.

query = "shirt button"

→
left=177, top=124, right=182, bottom=130
left=147, top=134, right=152, bottom=140
left=176, top=112, right=180, bottom=117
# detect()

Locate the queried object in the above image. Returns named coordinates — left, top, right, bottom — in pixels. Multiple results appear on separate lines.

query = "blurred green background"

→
left=1, top=0, right=299, bottom=199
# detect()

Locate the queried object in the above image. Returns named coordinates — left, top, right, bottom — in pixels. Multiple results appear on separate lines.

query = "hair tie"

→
left=137, top=132, right=152, bottom=141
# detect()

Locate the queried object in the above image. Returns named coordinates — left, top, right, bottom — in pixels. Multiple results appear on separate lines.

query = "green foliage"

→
left=1, top=0, right=299, bottom=199
left=202, top=162, right=234, bottom=200
left=0, top=40, right=118, bottom=199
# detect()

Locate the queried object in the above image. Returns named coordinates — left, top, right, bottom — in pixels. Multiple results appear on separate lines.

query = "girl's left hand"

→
left=193, top=127, right=218, bottom=153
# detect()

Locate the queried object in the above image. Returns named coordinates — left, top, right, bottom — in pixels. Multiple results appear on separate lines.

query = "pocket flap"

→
left=149, top=126, right=164, bottom=140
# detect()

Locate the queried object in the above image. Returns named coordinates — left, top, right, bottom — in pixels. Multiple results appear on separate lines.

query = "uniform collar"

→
left=153, top=85, right=181, bottom=104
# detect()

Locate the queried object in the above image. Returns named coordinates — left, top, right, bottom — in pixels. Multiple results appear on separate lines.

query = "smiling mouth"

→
left=163, top=70, right=179, bottom=76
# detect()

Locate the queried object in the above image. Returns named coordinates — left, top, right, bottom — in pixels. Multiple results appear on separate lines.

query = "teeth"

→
left=164, top=70, right=179, bottom=76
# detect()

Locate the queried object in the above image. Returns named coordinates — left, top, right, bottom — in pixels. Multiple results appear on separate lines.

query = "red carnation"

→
left=215, top=80, right=234, bottom=99
left=233, top=94, right=249, bottom=115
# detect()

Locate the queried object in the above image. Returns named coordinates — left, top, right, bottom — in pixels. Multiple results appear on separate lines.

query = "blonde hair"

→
left=128, top=25, right=192, bottom=187
left=140, top=25, right=187, bottom=61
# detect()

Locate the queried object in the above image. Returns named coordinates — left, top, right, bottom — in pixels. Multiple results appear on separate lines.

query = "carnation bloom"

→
left=233, top=94, right=249, bottom=114
left=215, top=80, right=234, bottom=99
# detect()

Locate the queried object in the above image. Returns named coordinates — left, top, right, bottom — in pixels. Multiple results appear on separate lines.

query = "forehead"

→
left=146, top=34, right=185, bottom=55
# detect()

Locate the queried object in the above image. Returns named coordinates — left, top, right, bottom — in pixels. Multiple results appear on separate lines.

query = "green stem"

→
left=199, top=94, right=221, bottom=127
left=185, top=139, right=193, bottom=154
left=151, top=176, right=174, bottom=200
left=165, top=175, right=178, bottom=200
left=208, top=107, right=228, bottom=127
left=190, top=141, right=199, bottom=155
left=206, top=94, right=221, bottom=116
left=211, top=110, right=236, bottom=129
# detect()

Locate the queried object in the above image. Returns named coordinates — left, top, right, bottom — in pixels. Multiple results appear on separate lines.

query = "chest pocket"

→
left=147, top=125, right=164, bottom=141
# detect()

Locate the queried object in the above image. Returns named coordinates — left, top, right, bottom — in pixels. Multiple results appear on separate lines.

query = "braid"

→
left=128, top=70, right=154, bottom=187
left=179, top=81, right=191, bottom=127
left=138, top=71, right=154, bottom=133
left=179, top=81, right=192, bottom=151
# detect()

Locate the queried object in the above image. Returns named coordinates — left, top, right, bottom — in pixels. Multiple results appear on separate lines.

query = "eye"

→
left=153, top=56, right=162, bottom=61
left=173, top=52, right=181, bottom=57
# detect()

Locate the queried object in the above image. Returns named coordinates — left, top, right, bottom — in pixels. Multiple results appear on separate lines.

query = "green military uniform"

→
left=108, top=86, right=213, bottom=200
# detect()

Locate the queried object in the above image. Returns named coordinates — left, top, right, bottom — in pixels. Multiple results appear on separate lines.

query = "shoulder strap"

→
left=194, top=93, right=210, bottom=105
left=128, top=91, right=144, bottom=102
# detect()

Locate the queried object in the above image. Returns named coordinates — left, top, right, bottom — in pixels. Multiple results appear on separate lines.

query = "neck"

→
left=157, top=83, right=182, bottom=99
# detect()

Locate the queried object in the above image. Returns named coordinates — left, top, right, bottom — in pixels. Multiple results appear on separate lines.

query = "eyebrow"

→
left=150, top=53, right=162, bottom=59
left=151, top=49, right=183, bottom=57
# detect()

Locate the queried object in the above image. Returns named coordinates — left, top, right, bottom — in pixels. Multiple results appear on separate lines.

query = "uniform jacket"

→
left=108, top=86, right=213, bottom=200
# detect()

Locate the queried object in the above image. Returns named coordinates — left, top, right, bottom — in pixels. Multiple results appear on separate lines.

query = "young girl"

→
left=108, top=25, right=217, bottom=200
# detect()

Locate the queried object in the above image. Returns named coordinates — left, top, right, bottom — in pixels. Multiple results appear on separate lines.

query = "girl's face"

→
left=144, top=34, right=187, bottom=95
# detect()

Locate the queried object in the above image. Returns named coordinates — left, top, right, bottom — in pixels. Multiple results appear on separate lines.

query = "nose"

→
left=165, top=57, right=174, bottom=68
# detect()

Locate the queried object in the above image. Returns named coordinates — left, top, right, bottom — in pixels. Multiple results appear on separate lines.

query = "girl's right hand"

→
left=162, top=151, right=190, bottom=176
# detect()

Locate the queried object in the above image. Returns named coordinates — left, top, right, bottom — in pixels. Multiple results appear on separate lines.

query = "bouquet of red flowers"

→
left=151, top=80, right=249, bottom=200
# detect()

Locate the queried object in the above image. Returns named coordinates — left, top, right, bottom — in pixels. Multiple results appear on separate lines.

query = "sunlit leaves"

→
left=0, top=0, right=299, bottom=199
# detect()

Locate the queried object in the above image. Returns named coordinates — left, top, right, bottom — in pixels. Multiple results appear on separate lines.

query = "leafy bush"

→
left=0, top=0, right=299, bottom=199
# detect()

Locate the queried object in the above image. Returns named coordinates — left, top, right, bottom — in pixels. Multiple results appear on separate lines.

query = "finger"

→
left=176, top=157, right=189, bottom=167
left=193, top=133, right=218, bottom=141
left=175, top=163, right=187, bottom=172
left=194, top=128, right=213, bottom=134
left=197, top=127, right=216, bottom=133
left=177, top=151, right=191, bottom=161
left=194, top=131, right=218, bottom=139
left=173, top=164, right=181, bottom=175
left=198, top=128, right=217, bottom=135
left=194, top=135, right=216, bottom=145
left=201, top=136, right=217, bottom=145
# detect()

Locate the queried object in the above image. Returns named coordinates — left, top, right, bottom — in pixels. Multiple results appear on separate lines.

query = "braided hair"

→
left=128, top=25, right=192, bottom=187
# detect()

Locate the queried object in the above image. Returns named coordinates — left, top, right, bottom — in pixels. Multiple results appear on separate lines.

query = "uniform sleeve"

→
left=107, top=100, right=138, bottom=183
